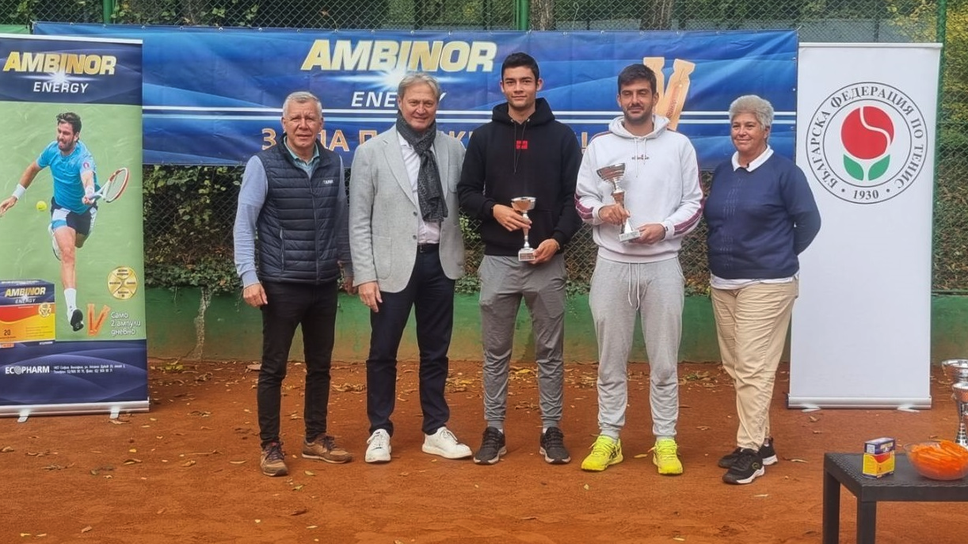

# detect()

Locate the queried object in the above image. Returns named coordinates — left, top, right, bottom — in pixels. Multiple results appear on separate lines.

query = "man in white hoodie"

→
left=575, top=63, right=703, bottom=475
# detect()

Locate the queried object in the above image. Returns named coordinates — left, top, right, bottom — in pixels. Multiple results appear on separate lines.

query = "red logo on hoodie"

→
left=515, top=140, right=528, bottom=150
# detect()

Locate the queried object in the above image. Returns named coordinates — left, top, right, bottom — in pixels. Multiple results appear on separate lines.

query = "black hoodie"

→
left=458, top=97, right=582, bottom=256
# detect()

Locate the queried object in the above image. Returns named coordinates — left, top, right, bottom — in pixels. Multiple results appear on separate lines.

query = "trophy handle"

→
left=513, top=197, right=537, bottom=261
left=612, top=188, right=626, bottom=208
left=610, top=188, right=638, bottom=242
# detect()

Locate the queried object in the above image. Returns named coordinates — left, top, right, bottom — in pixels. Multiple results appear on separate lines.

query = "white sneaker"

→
left=422, top=427, right=472, bottom=459
left=365, top=429, right=391, bottom=463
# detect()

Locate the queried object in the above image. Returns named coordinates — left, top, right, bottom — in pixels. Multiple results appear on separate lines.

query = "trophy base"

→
left=618, top=231, right=640, bottom=243
left=518, top=248, right=536, bottom=262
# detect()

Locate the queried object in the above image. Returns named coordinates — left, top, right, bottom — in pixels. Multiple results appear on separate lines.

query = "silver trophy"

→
left=955, top=383, right=968, bottom=449
left=596, top=163, right=639, bottom=242
left=942, top=359, right=968, bottom=448
left=511, top=196, right=537, bottom=262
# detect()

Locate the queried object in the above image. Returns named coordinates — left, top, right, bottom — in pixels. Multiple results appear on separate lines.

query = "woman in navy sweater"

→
left=704, top=95, right=821, bottom=485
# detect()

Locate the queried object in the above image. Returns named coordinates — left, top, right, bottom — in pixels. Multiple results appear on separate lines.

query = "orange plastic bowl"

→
left=907, top=440, right=968, bottom=481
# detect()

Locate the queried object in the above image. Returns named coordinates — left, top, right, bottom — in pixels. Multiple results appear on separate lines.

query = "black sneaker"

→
left=539, top=427, right=571, bottom=464
left=473, top=426, right=506, bottom=465
left=758, top=437, right=778, bottom=466
left=70, top=309, right=84, bottom=332
left=722, top=448, right=764, bottom=485
left=718, top=438, right=778, bottom=468
left=718, top=447, right=744, bottom=469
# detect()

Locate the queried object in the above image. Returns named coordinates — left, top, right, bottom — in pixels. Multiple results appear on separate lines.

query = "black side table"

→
left=823, top=452, right=968, bottom=543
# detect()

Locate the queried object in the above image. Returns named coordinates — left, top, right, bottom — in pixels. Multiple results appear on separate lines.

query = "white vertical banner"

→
left=791, top=43, right=940, bottom=408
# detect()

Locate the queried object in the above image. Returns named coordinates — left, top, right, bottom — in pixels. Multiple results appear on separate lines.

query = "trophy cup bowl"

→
left=595, top=163, right=638, bottom=243
left=954, top=382, right=968, bottom=403
left=942, top=359, right=968, bottom=447
left=943, top=359, right=968, bottom=383
left=511, top=196, right=536, bottom=262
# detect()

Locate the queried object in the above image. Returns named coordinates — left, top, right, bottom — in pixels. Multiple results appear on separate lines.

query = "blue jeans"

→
left=366, top=246, right=455, bottom=436
left=257, top=280, right=338, bottom=447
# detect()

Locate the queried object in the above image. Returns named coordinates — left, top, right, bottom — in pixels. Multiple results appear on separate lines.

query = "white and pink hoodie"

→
left=576, top=114, right=703, bottom=263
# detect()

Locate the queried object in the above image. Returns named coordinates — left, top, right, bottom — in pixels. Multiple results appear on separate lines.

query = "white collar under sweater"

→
left=731, top=146, right=774, bottom=172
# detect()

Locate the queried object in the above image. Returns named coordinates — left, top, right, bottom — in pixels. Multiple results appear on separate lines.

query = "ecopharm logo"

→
left=4, top=365, right=50, bottom=375
left=805, top=82, right=928, bottom=205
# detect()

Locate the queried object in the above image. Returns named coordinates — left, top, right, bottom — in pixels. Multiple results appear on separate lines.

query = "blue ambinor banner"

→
left=34, top=24, right=797, bottom=169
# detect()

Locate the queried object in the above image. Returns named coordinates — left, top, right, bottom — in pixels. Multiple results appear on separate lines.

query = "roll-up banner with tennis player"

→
left=34, top=23, right=798, bottom=169
left=0, top=34, right=148, bottom=419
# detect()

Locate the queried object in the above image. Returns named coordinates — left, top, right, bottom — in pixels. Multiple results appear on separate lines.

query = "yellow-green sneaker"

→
left=581, top=435, right=623, bottom=472
left=652, top=437, right=683, bottom=475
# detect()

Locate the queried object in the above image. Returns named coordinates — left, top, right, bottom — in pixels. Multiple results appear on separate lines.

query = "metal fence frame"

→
left=5, top=0, right=964, bottom=294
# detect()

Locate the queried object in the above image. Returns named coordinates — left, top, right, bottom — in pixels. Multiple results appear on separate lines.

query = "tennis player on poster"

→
left=0, top=112, right=108, bottom=333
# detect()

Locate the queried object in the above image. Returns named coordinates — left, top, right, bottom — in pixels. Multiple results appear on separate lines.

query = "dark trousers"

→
left=367, top=247, right=455, bottom=436
left=258, top=280, right=338, bottom=448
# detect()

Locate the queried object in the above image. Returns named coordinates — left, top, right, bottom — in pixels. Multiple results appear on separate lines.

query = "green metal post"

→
left=932, top=0, right=947, bottom=296
left=937, top=0, right=947, bottom=46
left=935, top=0, right=947, bottom=152
left=515, top=0, right=530, bottom=31
left=103, top=0, right=115, bottom=24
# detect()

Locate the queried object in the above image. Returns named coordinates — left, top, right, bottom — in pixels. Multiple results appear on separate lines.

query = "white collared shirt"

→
left=398, top=132, right=441, bottom=245
left=730, top=145, right=773, bottom=172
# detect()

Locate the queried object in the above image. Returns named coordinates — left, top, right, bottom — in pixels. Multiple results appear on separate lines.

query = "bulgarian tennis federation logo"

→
left=805, top=82, right=928, bottom=205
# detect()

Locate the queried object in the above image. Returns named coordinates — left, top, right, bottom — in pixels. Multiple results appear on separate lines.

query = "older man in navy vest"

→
left=234, top=91, right=354, bottom=477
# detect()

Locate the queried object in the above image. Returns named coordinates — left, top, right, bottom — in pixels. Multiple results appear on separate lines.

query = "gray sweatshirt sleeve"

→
left=233, top=155, right=268, bottom=288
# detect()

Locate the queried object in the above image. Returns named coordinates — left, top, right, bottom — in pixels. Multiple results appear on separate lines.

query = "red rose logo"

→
left=840, top=106, right=894, bottom=181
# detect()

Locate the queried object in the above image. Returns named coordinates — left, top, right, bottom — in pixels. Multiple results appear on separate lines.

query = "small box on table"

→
left=862, top=437, right=896, bottom=478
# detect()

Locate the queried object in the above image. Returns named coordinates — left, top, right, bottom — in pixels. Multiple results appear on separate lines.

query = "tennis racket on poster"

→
left=90, top=167, right=129, bottom=203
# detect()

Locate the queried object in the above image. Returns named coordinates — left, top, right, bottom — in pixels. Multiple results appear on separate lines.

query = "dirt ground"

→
left=3, top=359, right=968, bottom=544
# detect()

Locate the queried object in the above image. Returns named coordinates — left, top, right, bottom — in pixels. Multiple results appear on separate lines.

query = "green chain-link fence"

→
left=3, top=0, right=965, bottom=295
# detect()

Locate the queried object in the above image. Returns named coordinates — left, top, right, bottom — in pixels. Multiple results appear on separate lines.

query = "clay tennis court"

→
left=3, top=360, right=966, bottom=543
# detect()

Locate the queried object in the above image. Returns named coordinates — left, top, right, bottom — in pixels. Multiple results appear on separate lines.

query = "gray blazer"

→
left=349, top=128, right=465, bottom=293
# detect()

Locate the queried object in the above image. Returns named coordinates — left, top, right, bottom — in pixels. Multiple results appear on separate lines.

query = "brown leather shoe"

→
left=260, top=442, right=289, bottom=477
left=302, top=435, right=352, bottom=464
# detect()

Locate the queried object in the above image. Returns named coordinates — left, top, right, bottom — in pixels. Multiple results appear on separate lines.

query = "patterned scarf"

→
left=396, top=113, right=447, bottom=222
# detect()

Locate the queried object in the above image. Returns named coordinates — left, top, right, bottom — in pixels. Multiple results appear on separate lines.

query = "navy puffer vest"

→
left=256, top=141, right=344, bottom=284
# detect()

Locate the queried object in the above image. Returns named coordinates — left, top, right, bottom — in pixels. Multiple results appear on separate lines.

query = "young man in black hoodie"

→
left=458, top=52, right=582, bottom=465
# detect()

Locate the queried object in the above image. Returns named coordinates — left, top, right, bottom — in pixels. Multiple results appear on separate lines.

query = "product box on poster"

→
left=862, top=437, right=896, bottom=478
left=0, top=279, right=56, bottom=347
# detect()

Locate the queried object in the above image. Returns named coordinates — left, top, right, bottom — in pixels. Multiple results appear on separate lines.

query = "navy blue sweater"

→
left=704, top=153, right=821, bottom=279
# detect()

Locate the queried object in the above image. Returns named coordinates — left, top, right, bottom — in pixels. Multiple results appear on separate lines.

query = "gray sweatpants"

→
left=589, top=256, right=684, bottom=439
left=479, top=254, right=566, bottom=430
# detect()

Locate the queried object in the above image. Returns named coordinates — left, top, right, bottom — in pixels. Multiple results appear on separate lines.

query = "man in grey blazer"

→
left=349, top=72, right=472, bottom=464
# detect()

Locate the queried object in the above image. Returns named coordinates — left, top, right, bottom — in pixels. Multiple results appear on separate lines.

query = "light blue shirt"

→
left=37, top=140, right=98, bottom=214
